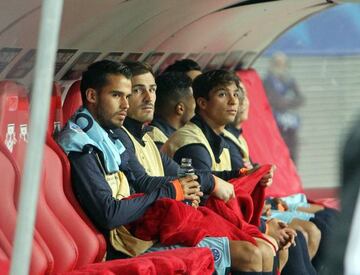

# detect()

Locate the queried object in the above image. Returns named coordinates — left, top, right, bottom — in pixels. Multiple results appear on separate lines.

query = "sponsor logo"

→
left=5, top=123, right=17, bottom=152
left=19, top=124, right=28, bottom=142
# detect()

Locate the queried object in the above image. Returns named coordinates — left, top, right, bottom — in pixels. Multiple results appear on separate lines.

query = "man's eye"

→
left=133, top=89, right=139, bottom=93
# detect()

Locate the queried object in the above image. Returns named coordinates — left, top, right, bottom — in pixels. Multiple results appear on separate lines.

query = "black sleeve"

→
left=69, top=150, right=176, bottom=230
left=161, top=151, right=179, bottom=176
left=116, top=129, right=176, bottom=193
left=161, top=150, right=215, bottom=195
left=173, top=144, right=213, bottom=172
left=212, top=170, right=240, bottom=181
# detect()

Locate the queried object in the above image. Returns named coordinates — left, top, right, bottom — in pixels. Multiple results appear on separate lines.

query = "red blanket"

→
left=207, top=164, right=272, bottom=227
left=130, top=165, right=273, bottom=247
left=65, top=248, right=214, bottom=275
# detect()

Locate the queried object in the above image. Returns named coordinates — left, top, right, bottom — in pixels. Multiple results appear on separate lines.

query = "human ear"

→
left=196, top=97, right=207, bottom=111
left=86, top=88, right=97, bottom=104
left=175, top=102, right=185, bottom=115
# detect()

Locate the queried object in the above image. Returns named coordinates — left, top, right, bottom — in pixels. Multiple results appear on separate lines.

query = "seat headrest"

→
left=48, top=82, right=64, bottom=135
left=0, top=80, right=29, bottom=153
left=62, top=80, right=82, bottom=124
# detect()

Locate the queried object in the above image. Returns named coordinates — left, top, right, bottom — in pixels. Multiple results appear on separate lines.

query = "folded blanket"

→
left=129, top=165, right=274, bottom=249
left=64, top=247, right=214, bottom=275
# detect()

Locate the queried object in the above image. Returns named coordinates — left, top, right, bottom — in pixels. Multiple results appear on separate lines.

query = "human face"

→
left=233, top=84, right=250, bottom=125
left=127, top=72, right=157, bottom=123
left=186, top=70, right=202, bottom=80
left=180, top=87, right=196, bottom=126
left=238, top=93, right=249, bottom=123
left=198, top=81, right=240, bottom=133
left=93, top=74, right=131, bottom=129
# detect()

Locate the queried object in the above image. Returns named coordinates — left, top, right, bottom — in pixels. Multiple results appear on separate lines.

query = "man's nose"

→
left=229, top=94, right=238, bottom=105
left=143, top=89, right=154, bottom=102
left=121, top=97, right=129, bottom=109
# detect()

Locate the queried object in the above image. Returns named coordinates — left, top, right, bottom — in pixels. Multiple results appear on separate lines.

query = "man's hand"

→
left=259, top=165, right=276, bottom=187
left=262, top=203, right=272, bottom=217
left=211, top=176, right=235, bottom=203
left=178, top=175, right=203, bottom=207
left=266, top=219, right=297, bottom=250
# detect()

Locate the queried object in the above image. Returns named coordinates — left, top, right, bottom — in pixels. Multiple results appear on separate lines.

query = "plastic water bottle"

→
left=178, top=158, right=195, bottom=205
left=178, top=158, right=195, bottom=177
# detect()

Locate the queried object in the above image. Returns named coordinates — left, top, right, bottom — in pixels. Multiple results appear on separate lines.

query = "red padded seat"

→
left=0, top=230, right=11, bottom=261
left=237, top=69, right=303, bottom=197
left=237, top=69, right=338, bottom=208
left=2, top=82, right=78, bottom=273
left=44, top=137, right=102, bottom=268
left=48, top=83, right=107, bottom=263
left=0, top=143, right=50, bottom=275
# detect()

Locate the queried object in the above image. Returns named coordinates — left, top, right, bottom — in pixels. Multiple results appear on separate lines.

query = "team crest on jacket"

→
left=211, top=248, right=222, bottom=262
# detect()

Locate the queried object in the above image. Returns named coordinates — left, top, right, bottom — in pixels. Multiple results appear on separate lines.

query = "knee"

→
left=230, top=241, right=262, bottom=271
left=305, top=221, right=322, bottom=244
left=256, top=240, right=275, bottom=260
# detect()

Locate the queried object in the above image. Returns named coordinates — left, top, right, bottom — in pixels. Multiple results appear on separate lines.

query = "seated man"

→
left=162, top=70, right=269, bottom=183
left=226, top=82, right=337, bottom=272
left=57, top=60, right=276, bottom=275
left=225, top=85, right=321, bottom=260
left=149, top=71, right=195, bottom=149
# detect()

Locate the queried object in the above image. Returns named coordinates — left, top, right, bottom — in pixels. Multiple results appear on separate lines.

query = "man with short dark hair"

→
left=163, top=58, right=202, bottom=80
left=149, top=71, right=195, bottom=148
left=162, top=70, right=259, bottom=180
left=225, top=85, right=322, bottom=274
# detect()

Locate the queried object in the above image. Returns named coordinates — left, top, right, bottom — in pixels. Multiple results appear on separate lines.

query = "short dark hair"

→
left=80, top=60, right=131, bottom=105
left=192, top=69, right=241, bottom=101
left=123, top=61, right=154, bottom=77
left=163, top=59, right=202, bottom=74
left=155, top=72, right=193, bottom=116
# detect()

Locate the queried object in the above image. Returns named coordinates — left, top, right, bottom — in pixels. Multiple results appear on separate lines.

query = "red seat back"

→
left=237, top=69, right=304, bottom=197
left=48, top=136, right=107, bottom=263
left=47, top=83, right=107, bottom=264
left=62, top=80, right=82, bottom=123
left=0, top=230, right=11, bottom=259
left=56, top=79, right=107, bottom=261
left=2, top=82, right=79, bottom=273
left=45, top=137, right=102, bottom=267
left=0, top=143, right=50, bottom=275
